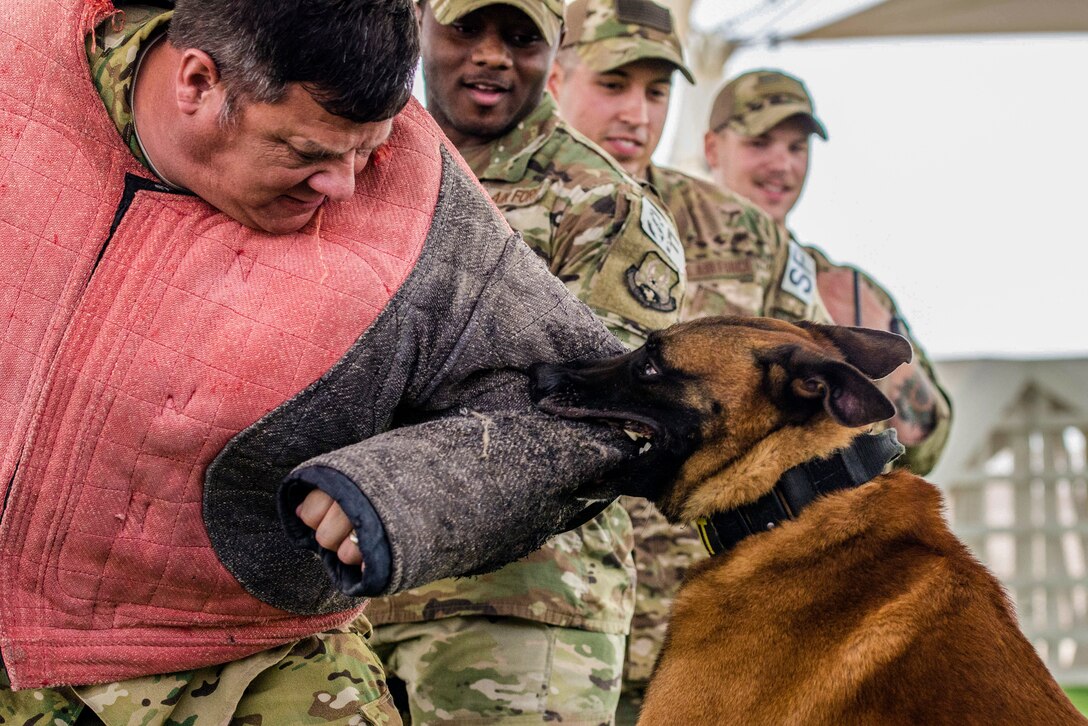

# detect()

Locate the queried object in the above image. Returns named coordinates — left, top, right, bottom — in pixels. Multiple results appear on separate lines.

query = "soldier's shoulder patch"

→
left=625, top=251, right=680, bottom=312
left=639, top=198, right=686, bottom=272
left=781, top=239, right=817, bottom=305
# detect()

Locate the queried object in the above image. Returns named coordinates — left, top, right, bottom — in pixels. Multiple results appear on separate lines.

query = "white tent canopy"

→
left=792, top=0, right=1088, bottom=41
left=662, top=0, right=1088, bottom=171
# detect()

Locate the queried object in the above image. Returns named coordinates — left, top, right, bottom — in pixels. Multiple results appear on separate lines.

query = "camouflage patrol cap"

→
left=561, top=0, right=695, bottom=84
left=427, top=0, right=564, bottom=46
left=708, top=70, right=828, bottom=139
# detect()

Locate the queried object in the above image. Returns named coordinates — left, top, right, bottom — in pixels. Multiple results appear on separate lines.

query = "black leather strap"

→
left=852, top=268, right=862, bottom=326
left=696, top=430, right=904, bottom=556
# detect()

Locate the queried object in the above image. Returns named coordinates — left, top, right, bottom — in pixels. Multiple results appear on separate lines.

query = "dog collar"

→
left=695, top=429, right=904, bottom=557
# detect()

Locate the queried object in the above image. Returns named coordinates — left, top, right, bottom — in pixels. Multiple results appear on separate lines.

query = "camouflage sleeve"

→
left=547, top=184, right=686, bottom=349
left=883, top=303, right=952, bottom=475
left=894, top=351, right=952, bottom=475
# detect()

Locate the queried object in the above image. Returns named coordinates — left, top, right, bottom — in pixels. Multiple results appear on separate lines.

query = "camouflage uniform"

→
left=85, top=3, right=164, bottom=166
left=1, top=618, right=399, bottom=726
left=366, top=89, right=686, bottom=723
left=447, top=96, right=685, bottom=347
left=0, top=7, right=401, bottom=724
left=648, top=166, right=829, bottom=325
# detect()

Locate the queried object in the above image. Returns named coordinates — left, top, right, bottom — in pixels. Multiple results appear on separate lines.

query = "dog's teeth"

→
left=639, top=442, right=653, bottom=455
left=624, top=428, right=641, bottom=441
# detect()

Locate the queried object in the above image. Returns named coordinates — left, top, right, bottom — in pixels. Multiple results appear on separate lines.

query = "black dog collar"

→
left=695, top=429, right=904, bottom=556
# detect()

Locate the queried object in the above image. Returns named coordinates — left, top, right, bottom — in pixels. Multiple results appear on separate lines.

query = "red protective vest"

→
left=0, top=0, right=440, bottom=688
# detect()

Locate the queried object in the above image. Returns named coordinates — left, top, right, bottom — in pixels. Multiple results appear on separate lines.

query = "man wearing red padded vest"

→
left=0, top=1, right=661, bottom=722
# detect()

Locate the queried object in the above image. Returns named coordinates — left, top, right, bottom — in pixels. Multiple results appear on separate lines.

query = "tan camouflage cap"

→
left=561, top=0, right=695, bottom=84
left=427, top=0, right=564, bottom=47
left=708, top=70, right=828, bottom=139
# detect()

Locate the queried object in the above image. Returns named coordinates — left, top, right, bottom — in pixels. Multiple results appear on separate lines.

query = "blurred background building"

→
left=931, top=358, right=1088, bottom=685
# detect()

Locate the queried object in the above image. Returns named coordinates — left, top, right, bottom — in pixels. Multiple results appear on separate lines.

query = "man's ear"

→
left=176, top=48, right=222, bottom=116
left=703, top=130, right=719, bottom=170
left=547, top=59, right=564, bottom=99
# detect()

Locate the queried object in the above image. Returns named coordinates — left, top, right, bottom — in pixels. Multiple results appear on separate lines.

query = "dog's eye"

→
left=639, top=360, right=661, bottom=379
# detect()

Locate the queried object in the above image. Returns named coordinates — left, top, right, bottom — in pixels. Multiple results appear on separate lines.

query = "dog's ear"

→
left=800, top=322, right=913, bottom=379
left=778, top=347, right=897, bottom=427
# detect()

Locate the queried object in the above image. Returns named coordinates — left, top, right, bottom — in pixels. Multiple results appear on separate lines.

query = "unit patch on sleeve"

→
left=626, top=251, right=680, bottom=312
left=781, top=239, right=817, bottom=305
left=640, top=198, right=686, bottom=273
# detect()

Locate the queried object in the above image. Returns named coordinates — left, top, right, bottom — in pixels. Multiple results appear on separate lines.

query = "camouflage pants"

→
left=0, top=619, right=400, bottom=725
left=369, top=616, right=625, bottom=725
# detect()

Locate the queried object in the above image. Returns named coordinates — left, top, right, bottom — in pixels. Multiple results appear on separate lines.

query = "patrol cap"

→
left=708, top=70, right=828, bottom=140
left=561, top=0, right=695, bottom=84
left=427, top=0, right=564, bottom=47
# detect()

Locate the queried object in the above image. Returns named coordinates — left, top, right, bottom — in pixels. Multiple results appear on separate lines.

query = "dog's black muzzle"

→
left=529, top=352, right=700, bottom=502
left=529, top=351, right=637, bottom=406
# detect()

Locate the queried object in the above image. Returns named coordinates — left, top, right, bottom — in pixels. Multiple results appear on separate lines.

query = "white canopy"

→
left=662, top=0, right=1088, bottom=172
left=792, top=0, right=1088, bottom=40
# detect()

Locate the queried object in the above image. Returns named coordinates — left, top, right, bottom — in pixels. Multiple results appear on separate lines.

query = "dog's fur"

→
left=532, top=317, right=1085, bottom=725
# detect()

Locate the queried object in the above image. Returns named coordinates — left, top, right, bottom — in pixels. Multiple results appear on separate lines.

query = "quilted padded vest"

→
left=0, top=0, right=442, bottom=688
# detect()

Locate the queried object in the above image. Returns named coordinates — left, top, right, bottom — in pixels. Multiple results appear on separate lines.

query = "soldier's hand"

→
left=879, top=360, right=938, bottom=446
left=296, top=490, right=365, bottom=567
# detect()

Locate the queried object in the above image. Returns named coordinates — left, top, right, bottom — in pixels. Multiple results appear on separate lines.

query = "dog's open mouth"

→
left=536, top=395, right=660, bottom=455
left=622, top=424, right=655, bottom=455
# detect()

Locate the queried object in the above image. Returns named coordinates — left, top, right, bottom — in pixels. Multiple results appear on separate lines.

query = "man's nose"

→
left=307, top=156, right=357, bottom=202
left=766, top=143, right=792, bottom=171
left=618, top=90, right=649, bottom=126
left=471, top=30, right=513, bottom=68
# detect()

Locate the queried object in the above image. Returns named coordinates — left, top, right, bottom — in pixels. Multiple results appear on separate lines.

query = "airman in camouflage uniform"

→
left=704, top=69, right=952, bottom=475
left=0, top=6, right=404, bottom=724
left=365, top=1, right=686, bottom=723
left=549, top=3, right=839, bottom=722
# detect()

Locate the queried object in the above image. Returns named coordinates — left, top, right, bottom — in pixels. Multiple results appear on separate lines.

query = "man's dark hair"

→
left=170, top=0, right=419, bottom=123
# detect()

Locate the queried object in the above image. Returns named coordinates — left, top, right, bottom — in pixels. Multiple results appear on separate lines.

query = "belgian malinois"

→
left=532, top=317, right=1085, bottom=725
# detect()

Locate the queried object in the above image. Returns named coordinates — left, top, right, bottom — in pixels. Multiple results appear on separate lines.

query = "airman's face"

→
left=704, top=116, right=812, bottom=225
left=420, top=2, right=557, bottom=147
left=551, top=56, right=674, bottom=179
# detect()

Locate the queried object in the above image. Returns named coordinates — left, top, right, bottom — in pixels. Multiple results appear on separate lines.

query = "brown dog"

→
left=532, top=316, right=1085, bottom=725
